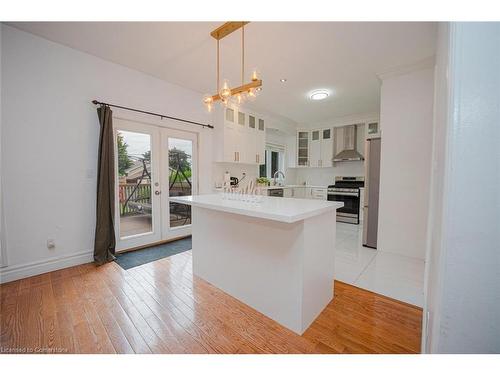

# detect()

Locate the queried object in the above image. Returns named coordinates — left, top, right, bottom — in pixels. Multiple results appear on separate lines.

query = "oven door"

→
left=328, top=192, right=360, bottom=224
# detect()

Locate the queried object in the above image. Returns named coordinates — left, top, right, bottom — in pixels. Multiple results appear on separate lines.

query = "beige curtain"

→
left=94, top=105, right=116, bottom=264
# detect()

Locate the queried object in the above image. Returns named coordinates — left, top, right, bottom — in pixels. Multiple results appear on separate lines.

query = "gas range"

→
left=327, top=176, right=364, bottom=224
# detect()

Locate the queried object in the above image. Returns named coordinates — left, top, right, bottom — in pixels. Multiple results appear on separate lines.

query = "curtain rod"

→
left=91, top=100, right=214, bottom=129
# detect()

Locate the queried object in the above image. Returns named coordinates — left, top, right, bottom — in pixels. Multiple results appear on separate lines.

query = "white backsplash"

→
left=212, top=160, right=364, bottom=191
left=289, top=162, right=365, bottom=186
left=213, top=163, right=259, bottom=190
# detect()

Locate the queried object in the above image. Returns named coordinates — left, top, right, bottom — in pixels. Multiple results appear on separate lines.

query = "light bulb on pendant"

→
left=235, top=92, right=244, bottom=105
left=247, top=87, right=257, bottom=101
left=251, top=68, right=260, bottom=82
left=219, top=79, right=232, bottom=105
left=203, top=94, right=214, bottom=112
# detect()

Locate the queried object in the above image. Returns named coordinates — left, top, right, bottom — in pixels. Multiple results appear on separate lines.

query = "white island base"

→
left=171, top=195, right=342, bottom=334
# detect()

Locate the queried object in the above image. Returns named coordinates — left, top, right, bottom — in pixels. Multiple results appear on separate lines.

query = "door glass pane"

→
left=225, top=108, right=234, bottom=122
left=368, top=122, right=379, bottom=134
left=258, top=119, right=265, bottom=131
left=238, top=112, right=245, bottom=126
left=117, top=130, right=153, bottom=238
left=169, top=138, right=193, bottom=228
left=249, top=115, right=256, bottom=129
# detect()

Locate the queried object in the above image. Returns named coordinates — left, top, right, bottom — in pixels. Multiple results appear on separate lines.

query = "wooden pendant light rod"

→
left=207, top=21, right=261, bottom=104
left=210, top=80, right=262, bottom=101
left=211, top=21, right=249, bottom=40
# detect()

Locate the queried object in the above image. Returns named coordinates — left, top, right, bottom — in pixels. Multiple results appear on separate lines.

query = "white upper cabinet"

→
left=297, top=131, right=310, bottom=166
left=213, top=105, right=266, bottom=165
left=310, top=130, right=321, bottom=167
left=297, top=128, right=333, bottom=167
left=320, top=128, right=333, bottom=167
left=294, top=120, right=380, bottom=168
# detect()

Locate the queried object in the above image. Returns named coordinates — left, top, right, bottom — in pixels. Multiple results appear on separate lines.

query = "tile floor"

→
left=334, top=222, right=425, bottom=307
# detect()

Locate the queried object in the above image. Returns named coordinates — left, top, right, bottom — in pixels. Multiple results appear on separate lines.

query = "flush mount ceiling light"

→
left=280, top=78, right=287, bottom=83
left=309, top=89, right=330, bottom=101
left=203, top=22, right=262, bottom=112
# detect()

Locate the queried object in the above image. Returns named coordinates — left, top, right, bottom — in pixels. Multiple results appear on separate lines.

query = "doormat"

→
left=115, top=236, right=192, bottom=270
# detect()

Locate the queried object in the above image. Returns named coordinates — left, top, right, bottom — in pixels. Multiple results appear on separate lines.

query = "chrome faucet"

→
left=273, top=170, right=285, bottom=186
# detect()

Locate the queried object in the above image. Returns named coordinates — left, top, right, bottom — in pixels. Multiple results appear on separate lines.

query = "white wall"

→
left=424, top=22, right=500, bottom=354
left=266, top=128, right=296, bottom=179
left=0, top=25, right=213, bottom=282
left=422, top=22, right=450, bottom=353
left=377, top=66, right=435, bottom=260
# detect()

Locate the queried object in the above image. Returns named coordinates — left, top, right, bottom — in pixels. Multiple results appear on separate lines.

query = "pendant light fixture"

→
left=203, top=22, right=262, bottom=112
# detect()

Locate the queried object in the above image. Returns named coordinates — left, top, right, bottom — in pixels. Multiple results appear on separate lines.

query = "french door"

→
left=113, top=118, right=198, bottom=252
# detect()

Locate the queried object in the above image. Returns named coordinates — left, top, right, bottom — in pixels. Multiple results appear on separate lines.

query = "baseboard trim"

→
left=0, top=250, right=93, bottom=284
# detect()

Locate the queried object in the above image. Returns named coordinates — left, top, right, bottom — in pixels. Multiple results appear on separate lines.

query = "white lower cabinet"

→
left=292, top=187, right=305, bottom=198
left=310, top=188, right=327, bottom=200
left=262, top=187, right=328, bottom=200
left=290, top=187, right=327, bottom=200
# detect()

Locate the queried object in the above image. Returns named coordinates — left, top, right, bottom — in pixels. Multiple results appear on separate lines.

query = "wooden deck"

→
left=0, top=251, right=422, bottom=354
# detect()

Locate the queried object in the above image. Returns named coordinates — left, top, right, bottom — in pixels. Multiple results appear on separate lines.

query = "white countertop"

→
left=170, top=194, right=343, bottom=223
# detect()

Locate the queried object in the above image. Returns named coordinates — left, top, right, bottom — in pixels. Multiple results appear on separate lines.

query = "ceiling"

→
left=9, top=22, right=437, bottom=124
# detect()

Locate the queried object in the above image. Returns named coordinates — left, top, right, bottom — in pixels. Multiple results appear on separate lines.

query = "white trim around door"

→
left=113, top=118, right=198, bottom=252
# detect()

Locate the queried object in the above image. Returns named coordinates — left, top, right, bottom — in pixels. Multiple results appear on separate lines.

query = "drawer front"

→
left=311, top=188, right=327, bottom=199
left=312, top=193, right=327, bottom=200
left=311, top=188, right=326, bottom=193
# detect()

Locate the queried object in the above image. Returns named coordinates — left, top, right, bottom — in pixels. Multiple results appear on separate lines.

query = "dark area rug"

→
left=115, top=236, right=192, bottom=270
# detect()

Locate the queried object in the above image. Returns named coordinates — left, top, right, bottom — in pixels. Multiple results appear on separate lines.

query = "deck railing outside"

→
left=119, top=183, right=151, bottom=215
left=119, top=181, right=192, bottom=216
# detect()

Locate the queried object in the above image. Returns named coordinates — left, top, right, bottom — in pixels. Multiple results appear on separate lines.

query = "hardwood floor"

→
left=0, top=251, right=422, bottom=354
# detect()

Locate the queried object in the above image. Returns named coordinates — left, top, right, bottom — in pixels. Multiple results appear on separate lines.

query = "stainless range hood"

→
left=333, top=124, right=365, bottom=162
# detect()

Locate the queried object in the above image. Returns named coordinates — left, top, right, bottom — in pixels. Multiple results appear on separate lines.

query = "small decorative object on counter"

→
left=223, top=171, right=231, bottom=188
left=256, top=177, right=270, bottom=187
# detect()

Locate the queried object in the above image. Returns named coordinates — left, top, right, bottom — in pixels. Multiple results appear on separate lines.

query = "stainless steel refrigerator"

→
left=363, top=138, right=381, bottom=248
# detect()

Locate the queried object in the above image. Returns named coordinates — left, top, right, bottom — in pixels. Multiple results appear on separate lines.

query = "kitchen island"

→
left=170, top=194, right=343, bottom=334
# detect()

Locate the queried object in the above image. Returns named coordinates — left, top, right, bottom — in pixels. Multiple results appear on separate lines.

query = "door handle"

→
left=155, top=191, right=161, bottom=195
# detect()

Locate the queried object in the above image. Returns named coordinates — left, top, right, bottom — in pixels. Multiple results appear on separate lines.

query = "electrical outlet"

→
left=47, top=239, right=56, bottom=249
